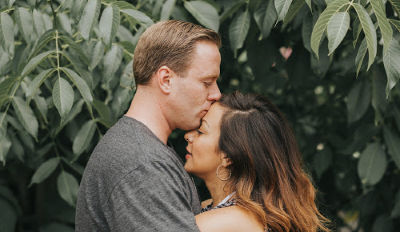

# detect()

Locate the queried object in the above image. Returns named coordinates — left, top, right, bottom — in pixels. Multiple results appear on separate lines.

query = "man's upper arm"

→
left=104, top=163, right=200, bottom=232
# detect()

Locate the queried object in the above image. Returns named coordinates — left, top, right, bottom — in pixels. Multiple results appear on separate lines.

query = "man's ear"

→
left=156, top=65, right=174, bottom=94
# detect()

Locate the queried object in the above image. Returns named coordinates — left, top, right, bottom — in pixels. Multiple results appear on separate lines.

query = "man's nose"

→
left=208, top=83, right=221, bottom=101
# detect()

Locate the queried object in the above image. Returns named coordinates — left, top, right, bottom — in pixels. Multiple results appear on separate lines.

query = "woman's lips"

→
left=185, top=154, right=192, bottom=159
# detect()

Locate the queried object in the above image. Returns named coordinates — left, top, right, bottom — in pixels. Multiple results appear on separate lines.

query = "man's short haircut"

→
left=133, top=20, right=221, bottom=85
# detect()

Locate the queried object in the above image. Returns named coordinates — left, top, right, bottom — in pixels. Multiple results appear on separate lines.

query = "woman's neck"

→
left=204, top=179, right=233, bottom=208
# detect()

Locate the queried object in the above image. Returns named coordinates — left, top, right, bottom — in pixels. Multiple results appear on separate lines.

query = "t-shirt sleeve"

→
left=104, top=161, right=200, bottom=232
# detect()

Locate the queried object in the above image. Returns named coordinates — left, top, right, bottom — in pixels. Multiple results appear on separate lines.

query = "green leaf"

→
left=352, top=17, right=362, bottom=47
left=161, top=0, right=176, bottom=20
left=0, top=135, right=11, bottom=165
left=89, top=40, right=104, bottom=71
left=371, top=68, right=387, bottom=125
left=327, top=12, right=350, bottom=55
left=99, top=5, right=120, bottom=47
left=383, top=38, right=400, bottom=98
left=220, top=0, right=246, bottom=23
left=0, top=12, right=15, bottom=56
left=353, top=3, right=377, bottom=70
left=0, top=197, right=17, bottom=232
left=383, top=127, right=400, bottom=170
left=0, top=76, right=17, bottom=108
left=302, top=13, right=313, bottom=52
left=283, top=0, right=305, bottom=26
left=184, top=1, right=219, bottom=31
left=27, top=69, right=55, bottom=100
left=120, top=8, right=154, bottom=28
left=274, top=0, right=293, bottom=22
left=21, top=50, right=55, bottom=77
left=72, top=120, right=96, bottom=157
left=52, top=78, right=74, bottom=119
left=103, top=44, right=122, bottom=82
left=388, top=0, right=400, bottom=16
left=310, top=0, right=349, bottom=58
left=28, top=30, right=56, bottom=60
left=61, top=67, right=93, bottom=104
left=93, top=100, right=113, bottom=127
left=29, top=157, right=60, bottom=186
left=57, top=171, right=79, bottom=207
left=229, top=10, right=250, bottom=53
left=34, top=95, right=48, bottom=124
left=355, top=39, right=367, bottom=76
left=15, top=7, right=35, bottom=43
left=33, top=9, right=46, bottom=37
left=78, top=0, right=101, bottom=40
left=390, top=19, right=400, bottom=32
left=57, top=12, right=72, bottom=35
left=305, top=0, right=312, bottom=11
left=371, top=0, right=393, bottom=54
left=347, top=79, right=371, bottom=123
left=254, top=0, right=277, bottom=39
left=313, top=148, right=332, bottom=178
left=56, top=99, right=84, bottom=135
left=12, top=96, right=38, bottom=138
left=358, top=142, right=387, bottom=186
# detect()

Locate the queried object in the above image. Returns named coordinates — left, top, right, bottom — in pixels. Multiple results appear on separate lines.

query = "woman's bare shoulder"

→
left=195, top=206, right=265, bottom=232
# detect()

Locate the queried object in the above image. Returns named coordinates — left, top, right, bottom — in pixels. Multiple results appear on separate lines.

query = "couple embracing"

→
left=75, top=20, right=330, bottom=232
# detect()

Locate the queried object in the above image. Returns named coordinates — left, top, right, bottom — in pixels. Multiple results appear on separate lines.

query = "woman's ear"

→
left=221, top=153, right=232, bottom=168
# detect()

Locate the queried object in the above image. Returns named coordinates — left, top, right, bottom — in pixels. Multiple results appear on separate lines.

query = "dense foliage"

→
left=0, top=0, right=399, bottom=231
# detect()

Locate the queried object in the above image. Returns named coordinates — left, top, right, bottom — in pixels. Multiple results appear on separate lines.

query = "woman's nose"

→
left=184, top=131, right=196, bottom=143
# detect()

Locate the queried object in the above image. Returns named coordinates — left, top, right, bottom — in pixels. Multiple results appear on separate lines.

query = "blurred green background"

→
left=0, top=0, right=400, bottom=231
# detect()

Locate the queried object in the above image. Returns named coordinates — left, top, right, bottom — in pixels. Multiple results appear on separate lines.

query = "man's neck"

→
left=125, top=87, right=172, bottom=144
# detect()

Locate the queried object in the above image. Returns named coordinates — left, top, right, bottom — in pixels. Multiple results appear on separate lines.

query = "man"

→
left=76, top=20, right=221, bottom=231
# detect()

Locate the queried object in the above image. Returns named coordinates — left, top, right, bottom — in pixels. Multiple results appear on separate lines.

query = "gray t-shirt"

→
left=75, top=116, right=201, bottom=232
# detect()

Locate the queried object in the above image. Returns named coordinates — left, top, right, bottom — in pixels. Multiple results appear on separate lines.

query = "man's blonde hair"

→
left=133, top=20, right=221, bottom=85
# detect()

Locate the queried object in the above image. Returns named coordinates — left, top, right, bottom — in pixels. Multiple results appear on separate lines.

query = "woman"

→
left=184, top=92, right=330, bottom=232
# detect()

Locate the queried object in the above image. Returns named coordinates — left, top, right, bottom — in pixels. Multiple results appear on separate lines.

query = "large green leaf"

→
left=33, top=9, right=46, bottom=37
left=229, top=10, right=250, bottom=53
left=388, top=0, right=400, bottom=16
left=327, top=12, right=350, bottom=55
left=28, top=30, right=56, bottom=60
left=358, top=143, right=387, bottom=186
left=0, top=12, right=14, bottom=56
left=93, top=100, right=113, bottom=127
left=57, top=12, right=72, bottom=35
left=353, top=3, right=377, bottom=70
left=274, top=0, right=293, bottom=22
left=0, top=197, right=17, bottom=232
left=0, top=135, right=11, bottom=165
left=78, top=0, right=101, bottom=40
left=21, top=50, right=55, bottom=77
left=254, top=0, right=277, bottom=39
left=352, top=17, right=362, bottom=47
left=383, top=127, right=400, bottom=169
left=56, top=100, right=84, bottom=135
left=0, top=76, right=16, bottom=108
left=161, top=0, right=176, bottom=20
left=347, top=79, right=371, bottom=123
left=305, top=0, right=312, bottom=11
left=370, top=0, right=393, bottom=54
left=355, top=39, right=367, bottom=76
left=184, top=1, right=219, bottom=31
left=27, top=69, right=55, bottom=100
left=57, top=171, right=79, bottom=207
left=15, top=7, right=35, bottom=43
left=120, top=8, right=154, bottom=28
left=61, top=67, right=93, bottom=104
left=99, top=5, right=120, bottom=47
left=29, top=157, right=60, bottom=186
left=310, top=0, right=349, bottom=58
left=302, top=13, right=313, bottom=52
left=103, top=44, right=122, bottom=82
left=390, top=19, right=400, bottom=32
left=383, top=38, right=400, bottom=98
left=52, top=78, right=74, bottom=119
left=12, top=96, right=38, bottom=138
left=89, top=40, right=104, bottom=71
left=283, top=0, right=305, bottom=26
left=72, top=120, right=96, bottom=157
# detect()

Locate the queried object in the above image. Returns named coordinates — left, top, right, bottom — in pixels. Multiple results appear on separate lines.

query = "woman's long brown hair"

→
left=218, top=92, right=330, bottom=232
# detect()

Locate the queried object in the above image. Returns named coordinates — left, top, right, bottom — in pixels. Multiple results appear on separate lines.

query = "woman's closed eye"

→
left=196, top=129, right=204, bottom=135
